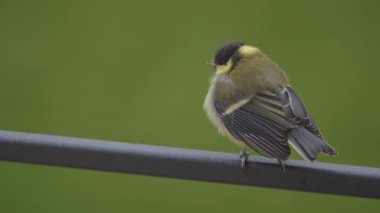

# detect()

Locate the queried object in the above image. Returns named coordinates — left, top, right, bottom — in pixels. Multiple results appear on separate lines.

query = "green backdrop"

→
left=1, top=0, right=379, bottom=212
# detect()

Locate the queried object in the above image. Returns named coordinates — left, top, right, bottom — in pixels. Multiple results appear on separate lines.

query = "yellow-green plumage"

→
left=204, top=41, right=337, bottom=168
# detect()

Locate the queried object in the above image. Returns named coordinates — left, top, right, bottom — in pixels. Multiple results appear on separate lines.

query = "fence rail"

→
left=0, top=130, right=379, bottom=198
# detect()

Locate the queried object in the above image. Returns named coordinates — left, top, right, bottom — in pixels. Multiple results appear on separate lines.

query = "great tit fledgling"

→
left=204, top=41, right=337, bottom=168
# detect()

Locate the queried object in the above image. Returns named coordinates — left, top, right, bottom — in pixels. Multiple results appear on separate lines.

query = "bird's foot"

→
left=278, top=160, right=286, bottom=173
left=239, top=150, right=249, bottom=169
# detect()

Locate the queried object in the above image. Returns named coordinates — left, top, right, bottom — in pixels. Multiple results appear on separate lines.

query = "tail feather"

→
left=288, top=127, right=337, bottom=161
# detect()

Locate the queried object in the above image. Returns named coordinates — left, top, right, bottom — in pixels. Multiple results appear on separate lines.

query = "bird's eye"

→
left=214, top=41, right=244, bottom=66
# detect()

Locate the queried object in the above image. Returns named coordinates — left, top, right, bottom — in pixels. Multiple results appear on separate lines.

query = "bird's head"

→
left=209, top=41, right=259, bottom=75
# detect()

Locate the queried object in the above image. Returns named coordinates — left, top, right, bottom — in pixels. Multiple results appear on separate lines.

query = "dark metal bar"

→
left=0, top=130, right=379, bottom=198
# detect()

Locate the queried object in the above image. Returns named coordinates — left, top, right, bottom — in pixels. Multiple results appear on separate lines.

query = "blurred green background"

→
left=1, top=0, right=379, bottom=212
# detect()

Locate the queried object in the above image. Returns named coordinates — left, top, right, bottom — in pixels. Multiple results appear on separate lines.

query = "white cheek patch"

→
left=216, top=59, right=233, bottom=74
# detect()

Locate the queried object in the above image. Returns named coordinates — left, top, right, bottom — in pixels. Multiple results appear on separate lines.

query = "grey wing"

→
left=215, top=90, right=297, bottom=160
left=279, top=87, right=337, bottom=159
left=215, top=86, right=336, bottom=161
left=279, top=87, right=323, bottom=138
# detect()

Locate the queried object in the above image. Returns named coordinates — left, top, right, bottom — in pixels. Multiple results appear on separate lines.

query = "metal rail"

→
left=0, top=130, right=379, bottom=198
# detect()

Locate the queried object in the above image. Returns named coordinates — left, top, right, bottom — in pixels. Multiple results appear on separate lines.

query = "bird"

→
left=204, top=41, right=337, bottom=169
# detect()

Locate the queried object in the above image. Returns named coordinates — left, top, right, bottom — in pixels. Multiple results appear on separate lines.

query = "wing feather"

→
left=213, top=86, right=336, bottom=161
left=215, top=95, right=294, bottom=160
left=279, top=87, right=323, bottom=138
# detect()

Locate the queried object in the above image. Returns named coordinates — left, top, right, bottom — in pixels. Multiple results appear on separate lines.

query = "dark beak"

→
left=207, top=60, right=216, bottom=68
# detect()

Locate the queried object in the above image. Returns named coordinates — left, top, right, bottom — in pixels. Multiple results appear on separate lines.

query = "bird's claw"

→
left=239, top=150, right=249, bottom=169
left=278, top=160, right=286, bottom=173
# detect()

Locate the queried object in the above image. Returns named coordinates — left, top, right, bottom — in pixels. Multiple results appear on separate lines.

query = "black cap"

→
left=214, top=41, right=245, bottom=65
